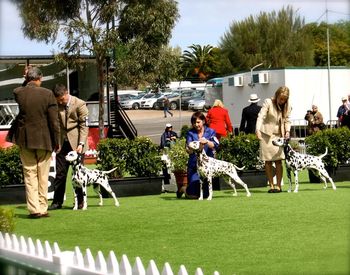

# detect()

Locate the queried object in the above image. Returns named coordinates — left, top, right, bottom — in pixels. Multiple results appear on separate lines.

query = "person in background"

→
left=160, top=123, right=178, bottom=185
left=256, top=86, right=291, bottom=193
left=239, top=94, right=262, bottom=134
left=337, top=96, right=350, bottom=128
left=177, top=111, right=219, bottom=199
left=160, top=123, right=178, bottom=149
left=12, top=66, right=60, bottom=218
left=49, top=84, right=89, bottom=210
left=304, top=105, right=324, bottom=135
left=206, top=99, right=233, bottom=139
left=163, top=96, right=173, bottom=118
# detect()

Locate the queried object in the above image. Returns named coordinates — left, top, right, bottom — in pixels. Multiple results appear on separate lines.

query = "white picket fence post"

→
left=0, top=232, right=219, bottom=275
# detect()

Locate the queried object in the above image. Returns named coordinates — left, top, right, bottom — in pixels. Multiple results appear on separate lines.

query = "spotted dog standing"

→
left=272, top=138, right=336, bottom=193
left=187, top=141, right=251, bottom=200
left=65, top=151, right=120, bottom=210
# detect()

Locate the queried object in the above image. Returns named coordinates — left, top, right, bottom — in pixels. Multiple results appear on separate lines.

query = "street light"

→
left=248, top=63, right=264, bottom=88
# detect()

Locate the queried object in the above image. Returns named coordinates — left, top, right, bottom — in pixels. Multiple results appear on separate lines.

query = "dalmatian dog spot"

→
left=187, top=141, right=251, bottom=200
left=272, top=138, right=336, bottom=193
left=65, top=151, right=120, bottom=210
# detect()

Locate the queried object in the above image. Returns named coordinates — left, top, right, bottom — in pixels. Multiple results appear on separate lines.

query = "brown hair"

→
left=191, top=111, right=206, bottom=126
left=272, top=86, right=290, bottom=118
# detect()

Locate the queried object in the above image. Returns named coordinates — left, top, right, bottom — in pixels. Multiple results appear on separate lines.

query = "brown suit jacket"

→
left=58, top=96, right=89, bottom=151
left=13, top=82, right=60, bottom=151
left=256, top=98, right=291, bottom=137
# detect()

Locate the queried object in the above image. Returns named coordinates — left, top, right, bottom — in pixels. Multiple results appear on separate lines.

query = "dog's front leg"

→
left=293, top=170, right=299, bottom=193
left=286, top=167, right=293, bottom=193
left=72, top=181, right=79, bottom=210
left=207, top=176, right=213, bottom=200
left=82, top=185, right=87, bottom=210
left=198, top=179, right=204, bottom=200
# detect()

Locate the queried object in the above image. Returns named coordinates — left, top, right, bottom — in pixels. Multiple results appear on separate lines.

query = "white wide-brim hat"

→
left=165, top=123, right=172, bottom=128
left=248, top=94, right=260, bottom=103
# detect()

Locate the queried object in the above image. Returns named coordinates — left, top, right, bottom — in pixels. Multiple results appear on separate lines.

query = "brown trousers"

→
left=20, top=147, right=52, bottom=215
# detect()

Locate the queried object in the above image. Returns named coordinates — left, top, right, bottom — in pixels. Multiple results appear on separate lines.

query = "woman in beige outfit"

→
left=256, top=86, right=291, bottom=193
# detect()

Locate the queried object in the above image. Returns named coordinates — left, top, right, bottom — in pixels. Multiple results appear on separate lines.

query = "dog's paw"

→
left=232, top=193, right=238, bottom=197
left=98, top=202, right=103, bottom=206
left=72, top=207, right=78, bottom=210
left=115, top=202, right=120, bottom=207
left=206, top=197, right=213, bottom=201
left=293, top=189, right=299, bottom=193
left=198, top=197, right=203, bottom=200
left=246, top=193, right=251, bottom=197
left=287, top=189, right=292, bottom=193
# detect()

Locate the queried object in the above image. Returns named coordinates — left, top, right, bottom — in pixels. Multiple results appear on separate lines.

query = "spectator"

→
left=206, top=99, right=233, bottom=139
left=336, top=96, right=350, bottom=128
left=177, top=111, right=219, bottom=199
left=256, top=86, right=291, bottom=193
left=304, top=105, right=325, bottom=135
left=239, top=94, right=262, bottom=134
left=49, top=84, right=89, bottom=210
left=11, top=66, right=60, bottom=218
left=160, top=123, right=178, bottom=185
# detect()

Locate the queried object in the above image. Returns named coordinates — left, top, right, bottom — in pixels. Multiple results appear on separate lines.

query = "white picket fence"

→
left=0, top=232, right=219, bottom=275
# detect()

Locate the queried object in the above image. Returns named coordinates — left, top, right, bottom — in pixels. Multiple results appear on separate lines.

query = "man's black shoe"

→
left=48, top=203, right=62, bottom=210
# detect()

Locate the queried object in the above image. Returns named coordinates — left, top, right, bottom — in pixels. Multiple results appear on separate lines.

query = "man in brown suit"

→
left=13, top=67, right=60, bottom=218
left=49, top=84, right=89, bottom=210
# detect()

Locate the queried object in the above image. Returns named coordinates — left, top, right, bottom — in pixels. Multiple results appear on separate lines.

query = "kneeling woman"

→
left=178, top=111, right=219, bottom=199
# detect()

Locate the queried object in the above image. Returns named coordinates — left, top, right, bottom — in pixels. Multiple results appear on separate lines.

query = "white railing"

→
left=0, top=232, right=219, bottom=275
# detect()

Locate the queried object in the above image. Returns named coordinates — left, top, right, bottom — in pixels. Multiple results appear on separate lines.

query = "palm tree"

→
left=181, top=44, right=215, bottom=82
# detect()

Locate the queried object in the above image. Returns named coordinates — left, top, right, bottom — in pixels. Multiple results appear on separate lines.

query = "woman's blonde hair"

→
left=272, top=86, right=290, bottom=118
left=213, top=99, right=224, bottom=108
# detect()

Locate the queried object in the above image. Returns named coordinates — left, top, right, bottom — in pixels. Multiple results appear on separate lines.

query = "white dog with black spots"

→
left=272, top=137, right=336, bottom=193
left=187, top=141, right=251, bottom=200
left=65, top=151, right=120, bottom=210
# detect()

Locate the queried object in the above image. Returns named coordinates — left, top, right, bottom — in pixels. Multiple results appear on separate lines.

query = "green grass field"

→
left=3, top=170, right=350, bottom=275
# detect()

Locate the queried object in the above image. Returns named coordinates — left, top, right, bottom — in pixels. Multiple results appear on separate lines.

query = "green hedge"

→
left=97, top=137, right=163, bottom=177
left=0, top=146, right=23, bottom=187
left=305, top=127, right=350, bottom=168
left=217, top=133, right=262, bottom=170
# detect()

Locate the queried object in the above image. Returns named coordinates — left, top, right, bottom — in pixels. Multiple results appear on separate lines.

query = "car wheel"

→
left=132, top=103, right=139, bottom=110
left=152, top=102, right=158, bottom=109
left=170, top=102, right=177, bottom=110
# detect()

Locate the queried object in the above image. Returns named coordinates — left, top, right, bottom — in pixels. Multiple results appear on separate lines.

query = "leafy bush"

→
left=0, top=146, right=23, bottom=186
left=217, top=133, right=261, bottom=170
left=167, top=138, right=188, bottom=172
left=97, top=137, right=162, bottom=177
left=305, top=127, right=350, bottom=168
left=0, top=207, right=15, bottom=233
left=180, top=125, right=190, bottom=138
left=126, top=136, right=163, bottom=177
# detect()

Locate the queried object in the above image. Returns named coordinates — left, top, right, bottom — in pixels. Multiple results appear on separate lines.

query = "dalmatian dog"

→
left=272, top=138, right=336, bottom=193
left=65, top=151, right=120, bottom=210
left=187, top=141, right=251, bottom=200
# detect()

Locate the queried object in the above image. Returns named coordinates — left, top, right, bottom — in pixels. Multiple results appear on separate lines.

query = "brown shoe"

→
left=40, top=212, right=50, bottom=218
left=28, top=213, right=41, bottom=219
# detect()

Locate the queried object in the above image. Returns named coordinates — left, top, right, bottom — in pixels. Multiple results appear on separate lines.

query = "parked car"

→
left=119, top=94, right=146, bottom=109
left=181, top=90, right=205, bottom=110
left=117, top=94, right=137, bottom=102
left=141, top=93, right=164, bottom=109
left=188, top=95, right=206, bottom=111
left=155, top=89, right=204, bottom=110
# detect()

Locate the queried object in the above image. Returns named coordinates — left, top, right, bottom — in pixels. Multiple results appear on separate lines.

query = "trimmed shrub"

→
left=0, top=146, right=23, bottom=186
left=0, top=207, right=15, bottom=233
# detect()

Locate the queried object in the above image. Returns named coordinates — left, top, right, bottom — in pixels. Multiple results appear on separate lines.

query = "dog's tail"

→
left=234, top=165, right=245, bottom=171
left=103, top=167, right=118, bottom=174
left=319, top=147, right=328, bottom=159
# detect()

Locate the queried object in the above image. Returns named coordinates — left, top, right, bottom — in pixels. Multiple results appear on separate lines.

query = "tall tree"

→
left=180, top=44, right=217, bottom=82
left=220, top=6, right=314, bottom=71
left=304, top=21, right=350, bottom=66
left=12, top=0, right=179, bottom=139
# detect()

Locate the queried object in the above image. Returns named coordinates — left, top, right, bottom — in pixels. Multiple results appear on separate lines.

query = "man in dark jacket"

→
left=13, top=66, right=60, bottom=218
left=239, top=94, right=262, bottom=134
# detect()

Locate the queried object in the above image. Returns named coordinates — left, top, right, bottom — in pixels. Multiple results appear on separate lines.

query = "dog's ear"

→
left=285, top=138, right=291, bottom=143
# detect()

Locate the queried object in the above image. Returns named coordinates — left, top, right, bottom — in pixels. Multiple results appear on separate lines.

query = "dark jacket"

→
left=239, top=103, right=262, bottom=134
left=13, top=82, right=60, bottom=151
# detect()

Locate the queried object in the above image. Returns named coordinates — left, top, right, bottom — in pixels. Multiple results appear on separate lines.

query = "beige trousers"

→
left=20, top=147, right=52, bottom=215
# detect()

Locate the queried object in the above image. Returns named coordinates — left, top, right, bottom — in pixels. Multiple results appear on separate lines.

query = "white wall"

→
left=223, top=68, right=350, bottom=127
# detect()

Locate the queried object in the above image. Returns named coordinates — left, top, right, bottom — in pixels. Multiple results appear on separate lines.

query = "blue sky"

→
left=0, top=0, right=349, bottom=55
